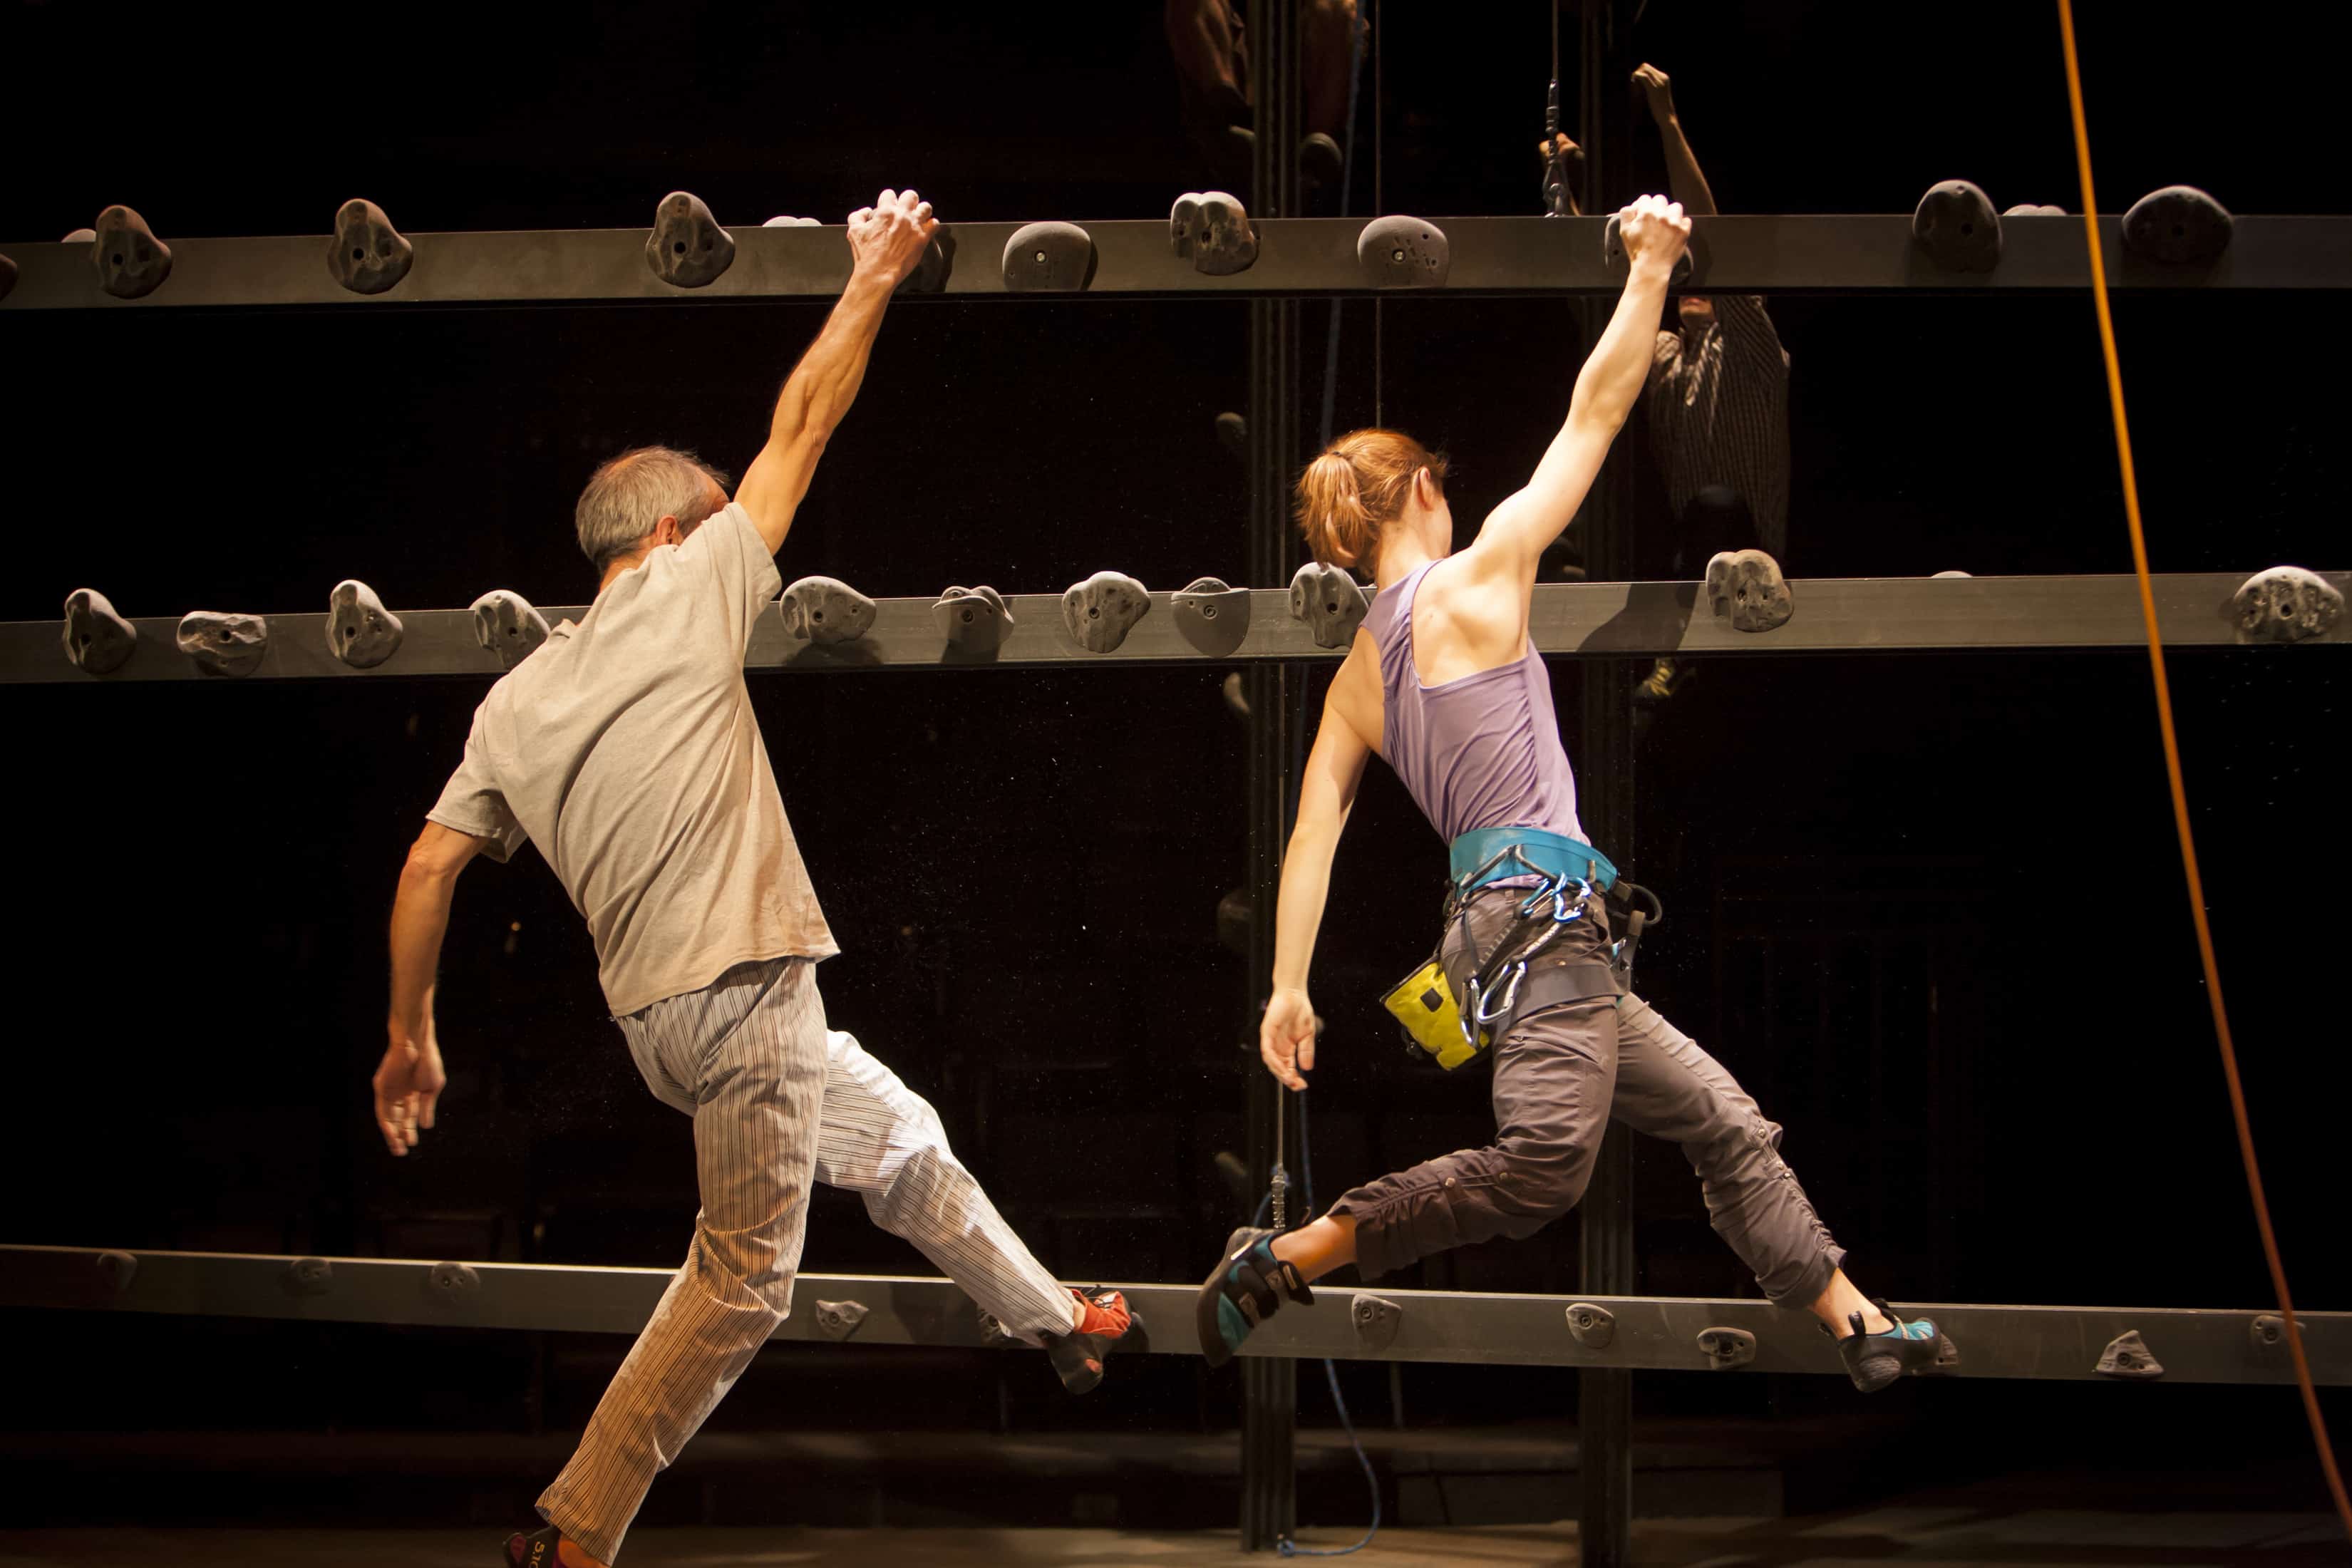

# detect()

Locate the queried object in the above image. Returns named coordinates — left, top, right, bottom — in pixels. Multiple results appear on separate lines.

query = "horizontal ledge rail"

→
left=12, top=572, right=2346, bottom=684
left=6, top=1245, right=2343, bottom=1385
left=7, top=216, right=2351, bottom=311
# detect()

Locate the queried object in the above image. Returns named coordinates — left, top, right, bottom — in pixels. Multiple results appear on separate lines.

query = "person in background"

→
left=1634, top=61, right=1791, bottom=702
left=1166, top=0, right=1361, bottom=210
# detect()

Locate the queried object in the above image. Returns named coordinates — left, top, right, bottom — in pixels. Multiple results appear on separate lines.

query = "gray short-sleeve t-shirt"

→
left=427, top=501, right=839, bottom=1014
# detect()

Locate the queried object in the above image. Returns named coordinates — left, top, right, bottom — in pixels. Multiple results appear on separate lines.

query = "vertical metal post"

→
left=1241, top=0, right=1303, bottom=1552
left=1572, top=2, right=1637, bottom=1565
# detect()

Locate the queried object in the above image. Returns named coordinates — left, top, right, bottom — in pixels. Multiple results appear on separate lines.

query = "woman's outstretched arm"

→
left=1464, top=195, right=1692, bottom=587
left=1262, top=653, right=1377, bottom=1090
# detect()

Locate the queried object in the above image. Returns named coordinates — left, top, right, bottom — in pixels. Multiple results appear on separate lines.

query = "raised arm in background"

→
left=733, top=189, right=941, bottom=554
left=1633, top=63, right=1718, bottom=217
left=1450, top=195, right=1691, bottom=604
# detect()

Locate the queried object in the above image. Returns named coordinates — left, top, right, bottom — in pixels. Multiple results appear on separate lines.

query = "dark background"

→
left=4, top=0, right=2345, bottom=1539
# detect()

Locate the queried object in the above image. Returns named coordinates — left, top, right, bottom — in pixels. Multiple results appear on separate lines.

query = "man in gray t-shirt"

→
left=373, top=191, right=1137, bottom=1568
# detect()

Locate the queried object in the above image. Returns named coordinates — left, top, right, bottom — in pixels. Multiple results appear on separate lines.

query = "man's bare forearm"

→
left=1654, top=117, right=1719, bottom=218
left=768, top=272, right=897, bottom=450
left=388, top=860, right=458, bottom=1037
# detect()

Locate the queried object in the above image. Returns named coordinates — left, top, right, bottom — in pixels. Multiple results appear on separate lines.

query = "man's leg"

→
left=535, top=959, right=828, bottom=1566
left=812, top=1026, right=1079, bottom=1345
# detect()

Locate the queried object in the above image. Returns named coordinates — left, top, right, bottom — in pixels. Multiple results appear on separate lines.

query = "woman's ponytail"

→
left=1292, top=428, right=1450, bottom=572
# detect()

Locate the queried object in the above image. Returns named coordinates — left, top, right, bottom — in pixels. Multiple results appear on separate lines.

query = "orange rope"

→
left=2056, top=0, right=2351, bottom=1542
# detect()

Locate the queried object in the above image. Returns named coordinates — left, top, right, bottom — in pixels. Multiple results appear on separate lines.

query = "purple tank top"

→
left=1370, top=560, right=1585, bottom=845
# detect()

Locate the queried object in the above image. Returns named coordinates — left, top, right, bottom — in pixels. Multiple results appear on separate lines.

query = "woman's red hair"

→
left=1294, top=428, right=1449, bottom=570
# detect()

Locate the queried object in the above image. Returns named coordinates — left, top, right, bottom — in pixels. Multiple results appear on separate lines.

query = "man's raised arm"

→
left=735, top=188, right=940, bottom=554
left=1632, top=63, right=1719, bottom=218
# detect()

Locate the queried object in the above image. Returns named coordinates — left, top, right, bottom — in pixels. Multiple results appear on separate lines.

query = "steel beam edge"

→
left=6, top=1245, right=2344, bottom=1386
left=6, top=217, right=2350, bottom=311
left=9, top=572, right=2345, bottom=684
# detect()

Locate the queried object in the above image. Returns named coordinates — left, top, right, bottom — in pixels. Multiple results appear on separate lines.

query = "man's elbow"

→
left=403, top=829, right=470, bottom=885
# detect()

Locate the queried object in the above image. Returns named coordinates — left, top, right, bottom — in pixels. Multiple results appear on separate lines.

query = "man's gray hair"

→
left=574, top=445, right=736, bottom=573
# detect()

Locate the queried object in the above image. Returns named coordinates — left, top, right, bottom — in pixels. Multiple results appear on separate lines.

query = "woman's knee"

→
left=1492, top=1140, right=1595, bottom=1227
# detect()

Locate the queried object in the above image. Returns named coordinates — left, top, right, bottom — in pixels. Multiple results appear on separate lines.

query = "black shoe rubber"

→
left=1837, top=1298, right=1961, bottom=1393
left=504, top=1525, right=561, bottom=1567
left=1046, top=1287, right=1147, bottom=1395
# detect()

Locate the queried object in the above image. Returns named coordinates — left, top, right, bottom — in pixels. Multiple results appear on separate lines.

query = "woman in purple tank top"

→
left=1196, top=197, right=1954, bottom=1394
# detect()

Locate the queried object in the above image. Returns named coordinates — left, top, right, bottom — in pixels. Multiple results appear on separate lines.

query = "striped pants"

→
left=538, top=956, right=1073, bottom=1564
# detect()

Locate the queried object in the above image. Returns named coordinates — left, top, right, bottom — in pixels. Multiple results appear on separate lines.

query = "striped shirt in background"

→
left=1646, top=294, right=1792, bottom=559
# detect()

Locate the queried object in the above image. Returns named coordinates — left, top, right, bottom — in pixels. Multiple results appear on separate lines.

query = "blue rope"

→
left=1276, top=1088, right=1382, bottom=1558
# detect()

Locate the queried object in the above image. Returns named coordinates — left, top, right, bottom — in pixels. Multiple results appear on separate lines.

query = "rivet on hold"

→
left=1172, top=576, right=1252, bottom=658
left=327, top=579, right=405, bottom=669
left=1356, top=215, right=1449, bottom=289
left=1289, top=561, right=1368, bottom=649
left=814, top=1299, right=870, bottom=1340
left=1704, top=549, right=1794, bottom=633
left=1061, top=571, right=1151, bottom=653
left=1564, top=1303, right=1616, bottom=1350
left=2229, top=566, right=2341, bottom=645
left=1170, top=190, right=1258, bottom=277
left=1696, top=1326, right=1755, bottom=1369
left=428, top=1262, right=482, bottom=1306
left=1911, top=179, right=2002, bottom=273
left=327, top=198, right=413, bottom=295
left=646, top=191, right=735, bottom=289
left=1002, top=222, right=1095, bottom=292
left=2250, top=1314, right=2286, bottom=1352
left=96, top=1250, right=138, bottom=1294
left=63, top=587, right=139, bottom=674
left=932, top=584, right=1014, bottom=656
left=470, top=589, right=552, bottom=670
left=2095, top=1329, right=2163, bottom=1381
left=177, top=612, right=269, bottom=678
left=92, top=205, right=172, bottom=299
left=1350, top=1293, right=1403, bottom=1353
left=779, top=575, right=879, bottom=644
left=284, top=1257, right=334, bottom=1297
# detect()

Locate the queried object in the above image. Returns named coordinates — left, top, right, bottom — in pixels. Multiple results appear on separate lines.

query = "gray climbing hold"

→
left=2231, top=566, right=2342, bottom=644
left=1356, top=215, right=1450, bottom=289
left=327, top=197, right=413, bottom=295
left=93, top=205, right=172, bottom=299
left=62, top=587, right=138, bottom=674
left=470, top=589, right=551, bottom=670
left=1214, top=411, right=1247, bottom=459
left=283, top=1257, right=333, bottom=1297
left=762, top=215, right=823, bottom=228
left=1912, top=180, right=2001, bottom=273
left=2251, top=1314, right=2287, bottom=1353
left=0, top=252, right=15, bottom=304
left=780, top=575, right=877, bottom=644
left=427, top=1262, right=481, bottom=1307
left=1603, top=212, right=1696, bottom=284
left=1061, top=571, right=1151, bottom=653
left=1003, top=221, right=1095, bottom=292
left=932, top=584, right=1014, bottom=655
left=1172, top=575, right=1252, bottom=658
left=647, top=191, right=735, bottom=289
left=2123, top=185, right=2232, bottom=266
left=177, top=612, right=269, bottom=678
left=2096, top=1329, right=2162, bottom=1380
left=898, top=234, right=951, bottom=295
left=1696, top=1326, right=1756, bottom=1369
left=1931, top=569, right=1974, bottom=579
left=1290, top=560, right=1368, bottom=649
left=327, top=579, right=405, bottom=669
left=1704, top=549, right=1793, bottom=633
left=1170, top=190, right=1258, bottom=276
left=96, top=1250, right=138, bottom=1294
left=63, top=227, right=97, bottom=244
left=2004, top=203, right=2066, bottom=217
left=1564, top=1303, right=1616, bottom=1350
left=1350, top=1293, right=1403, bottom=1353
left=814, top=1299, right=870, bottom=1340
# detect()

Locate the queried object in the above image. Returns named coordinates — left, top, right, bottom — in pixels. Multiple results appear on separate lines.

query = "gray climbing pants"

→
left=537, top=957, right=1073, bottom=1564
left=1332, top=890, right=1847, bottom=1308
